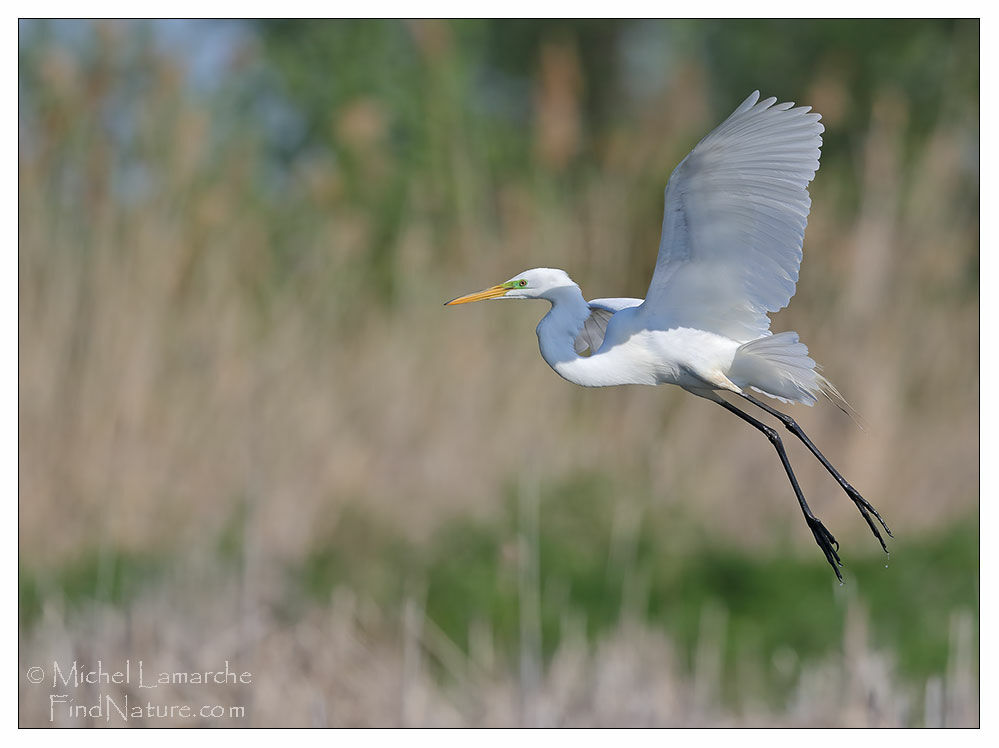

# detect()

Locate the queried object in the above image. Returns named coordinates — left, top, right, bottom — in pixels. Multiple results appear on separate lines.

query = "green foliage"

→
left=694, top=19, right=978, bottom=127
left=280, top=474, right=977, bottom=697
left=19, top=549, right=162, bottom=629
left=248, top=19, right=979, bottom=300
left=18, top=468, right=978, bottom=708
left=295, top=505, right=418, bottom=606
left=18, top=19, right=979, bottom=310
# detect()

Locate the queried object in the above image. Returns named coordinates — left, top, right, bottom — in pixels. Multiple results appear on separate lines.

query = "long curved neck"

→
left=536, top=285, right=626, bottom=387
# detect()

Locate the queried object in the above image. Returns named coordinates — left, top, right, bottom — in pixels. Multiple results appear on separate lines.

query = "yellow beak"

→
left=444, top=284, right=510, bottom=306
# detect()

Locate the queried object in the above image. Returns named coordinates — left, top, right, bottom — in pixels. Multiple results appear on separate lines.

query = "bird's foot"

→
left=806, top=514, right=843, bottom=582
left=844, top=485, right=893, bottom=554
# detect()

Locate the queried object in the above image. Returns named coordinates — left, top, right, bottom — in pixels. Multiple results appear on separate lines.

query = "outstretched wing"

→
left=574, top=297, right=642, bottom=356
left=639, top=91, right=824, bottom=341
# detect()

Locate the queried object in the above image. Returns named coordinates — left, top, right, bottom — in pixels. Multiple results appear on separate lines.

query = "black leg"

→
left=714, top=397, right=844, bottom=581
left=740, top=392, right=892, bottom=553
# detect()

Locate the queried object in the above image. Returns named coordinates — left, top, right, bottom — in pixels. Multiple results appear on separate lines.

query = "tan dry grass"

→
left=19, top=73, right=978, bottom=568
left=18, top=584, right=978, bottom=727
left=18, top=32, right=978, bottom=574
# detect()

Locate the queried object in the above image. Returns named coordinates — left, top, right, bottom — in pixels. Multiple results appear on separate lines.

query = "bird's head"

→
left=444, top=268, right=575, bottom=305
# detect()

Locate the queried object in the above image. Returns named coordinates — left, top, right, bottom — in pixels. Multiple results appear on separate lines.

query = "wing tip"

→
left=737, top=90, right=762, bottom=114
left=731, top=91, right=826, bottom=139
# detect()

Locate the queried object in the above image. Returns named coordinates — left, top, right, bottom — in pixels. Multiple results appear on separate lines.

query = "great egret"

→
left=445, top=91, right=890, bottom=580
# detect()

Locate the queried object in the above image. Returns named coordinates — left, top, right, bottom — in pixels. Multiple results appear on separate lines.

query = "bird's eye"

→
left=518, top=280, right=528, bottom=287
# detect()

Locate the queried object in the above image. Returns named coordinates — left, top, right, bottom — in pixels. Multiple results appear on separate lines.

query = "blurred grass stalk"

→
left=18, top=576, right=977, bottom=727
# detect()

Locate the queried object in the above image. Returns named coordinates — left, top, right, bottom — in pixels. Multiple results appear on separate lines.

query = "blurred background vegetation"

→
left=19, top=19, right=978, bottom=726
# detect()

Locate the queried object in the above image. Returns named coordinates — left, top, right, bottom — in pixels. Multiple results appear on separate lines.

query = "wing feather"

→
left=573, top=298, right=642, bottom=356
left=640, top=90, right=824, bottom=341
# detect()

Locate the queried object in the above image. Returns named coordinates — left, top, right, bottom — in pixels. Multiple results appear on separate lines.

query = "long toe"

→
left=807, top=514, right=839, bottom=552
left=845, top=486, right=893, bottom=552
left=850, top=489, right=893, bottom=537
left=806, top=515, right=843, bottom=581
left=856, top=505, right=890, bottom=554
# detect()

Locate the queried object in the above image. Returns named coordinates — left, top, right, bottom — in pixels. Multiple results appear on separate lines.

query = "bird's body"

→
left=446, top=91, right=891, bottom=580
left=530, top=275, right=826, bottom=404
left=539, top=289, right=735, bottom=391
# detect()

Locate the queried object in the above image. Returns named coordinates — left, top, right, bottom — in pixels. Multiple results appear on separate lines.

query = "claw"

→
left=806, top=514, right=843, bottom=581
left=737, top=394, right=896, bottom=552
left=846, top=487, right=892, bottom=553
left=853, top=490, right=893, bottom=537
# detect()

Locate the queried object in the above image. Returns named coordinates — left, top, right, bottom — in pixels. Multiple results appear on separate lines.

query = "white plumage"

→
left=645, top=91, right=823, bottom=341
left=445, top=91, right=891, bottom=580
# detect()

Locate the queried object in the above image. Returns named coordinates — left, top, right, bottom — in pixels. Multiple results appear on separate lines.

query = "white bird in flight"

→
left=446, top=91, right=891, bottom=580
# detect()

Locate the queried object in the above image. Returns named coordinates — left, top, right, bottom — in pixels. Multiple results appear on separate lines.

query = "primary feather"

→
left=640, top=90, right=824, bottom=341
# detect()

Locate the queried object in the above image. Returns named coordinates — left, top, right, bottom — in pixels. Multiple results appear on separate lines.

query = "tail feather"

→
left=816, top=372, right=866, bottom=430
left=731, top=332, right=860, bottom=426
